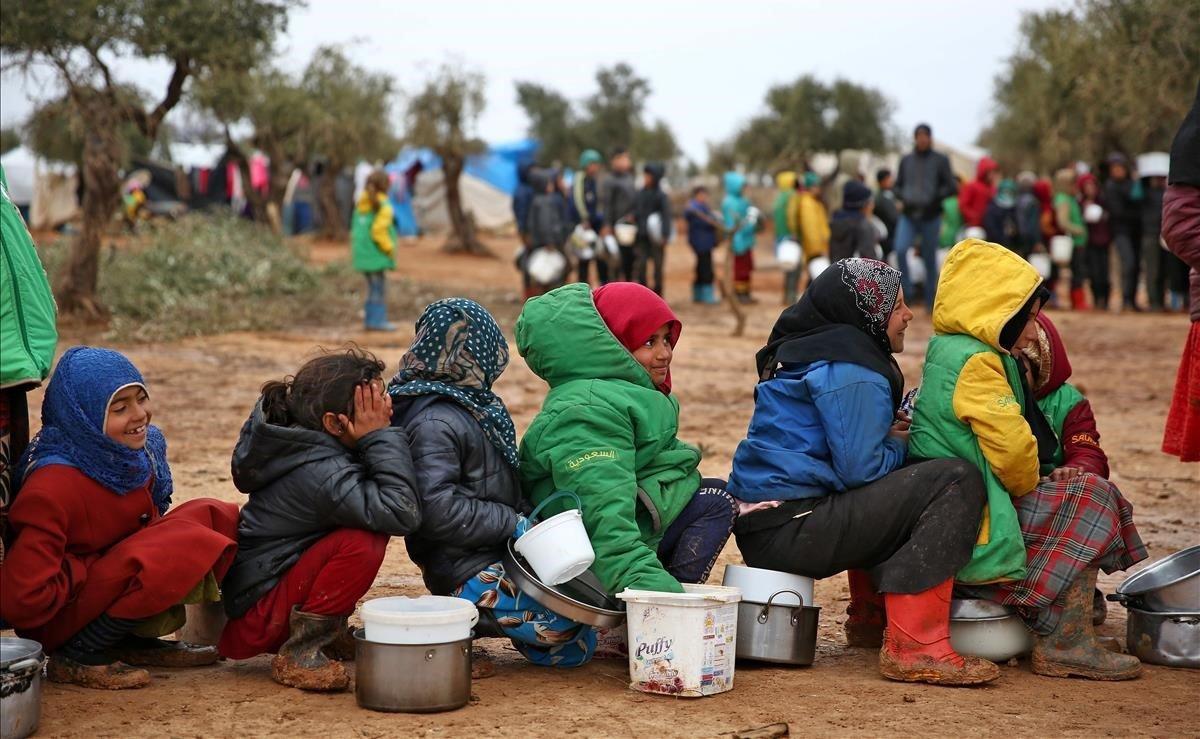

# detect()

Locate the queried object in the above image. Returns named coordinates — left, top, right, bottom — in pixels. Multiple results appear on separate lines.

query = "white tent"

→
left=1, top=146, right=37, bottom=205
left=1, top=145, right=80, bottom=229
left=411, top=169, right=515, bottom=233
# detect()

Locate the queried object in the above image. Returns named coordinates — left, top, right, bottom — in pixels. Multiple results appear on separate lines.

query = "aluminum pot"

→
left=353, top=629, right=471, bottom=713
left=948, top=599, right=1035, bottom=663
left=1125, top=607, right=1200, bottom=669
left=735, top=589, right=820, bottom=666
left=1112, top=545, right=1200, bottom=612
left=501, top=540, right=625, bottom=628
left=1, top=637, right=44, bottom=739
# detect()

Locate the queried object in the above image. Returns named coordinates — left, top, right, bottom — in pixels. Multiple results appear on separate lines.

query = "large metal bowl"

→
left=501, top=540, right=625, bottom=628
left=1125, top=607, right=1200, bottom=669
left=1114, top=545, right=1200, bottom=612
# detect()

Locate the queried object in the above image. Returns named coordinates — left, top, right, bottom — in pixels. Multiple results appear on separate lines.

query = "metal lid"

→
left=0, top=637, right=43, bottom=670
left=949, top=599, right=1019, bottom=620
left=1116, top=545, right=1200, bottom=596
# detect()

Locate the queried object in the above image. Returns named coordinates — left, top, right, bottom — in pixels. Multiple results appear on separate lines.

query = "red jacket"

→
left=958, top=157, right=999, bottom=228
left=0, top=465, right=239, bottom=651
left=1034, top=314, right=1109, bottom=478
left=1162, top=184, right=1200, bottom=322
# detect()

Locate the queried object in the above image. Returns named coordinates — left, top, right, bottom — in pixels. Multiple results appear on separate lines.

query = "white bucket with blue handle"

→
left=513, top=491, right=595, bottom=585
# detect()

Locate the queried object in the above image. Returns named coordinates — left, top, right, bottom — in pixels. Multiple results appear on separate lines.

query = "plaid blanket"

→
left=963, top=473, right=1146, bottom=634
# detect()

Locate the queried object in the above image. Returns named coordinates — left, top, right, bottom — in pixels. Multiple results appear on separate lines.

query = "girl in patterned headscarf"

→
left=729, top=258, right=1000, bottom=687
left=390, top=298, right=597, bottom=673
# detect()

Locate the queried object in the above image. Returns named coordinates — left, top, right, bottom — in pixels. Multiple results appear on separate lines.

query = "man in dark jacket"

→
left=893, top=123, right=957, bottom=307
left=601, top=147, right=638, bottom=280
left=874, top=168, right=899, bottom=257
left=512, top=163, right=537, bottom=246
left=829, top=180, right=879, bottom=262
left=633, top=161, right=673, bottom=295
left=1104, top=153, right=1143, bottom=311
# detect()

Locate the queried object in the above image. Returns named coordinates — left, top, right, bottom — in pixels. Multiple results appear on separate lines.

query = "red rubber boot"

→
left=845, top=570, right=886, bottom=648
left=1070, top=287, right=1089, bottom=311
left=879, top=579, right=1000, bottom=686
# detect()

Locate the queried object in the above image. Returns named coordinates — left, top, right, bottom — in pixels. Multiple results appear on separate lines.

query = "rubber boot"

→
left=1031, top=569, right=1141, bottom=681
left=111, top=635, right=220, bottom=668
left=702, top=284, right=721, bottom=304
left=270, top=608, right=351, bottom=692
left=364, top=300, right=395, bottom=332
left=46, top=654, right=151, bottom=690
left=879, top=579, right=1000, bottom=686
left=693, top=285, right=704, bottom=304
left=1070, top=287, right=1089, bottom=311
left=845, top=570, right=886, bottom=648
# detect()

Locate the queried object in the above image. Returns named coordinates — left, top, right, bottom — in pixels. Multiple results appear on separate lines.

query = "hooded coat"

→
left=0, top=165, right=56, bottom=390
left=722, top=172, right=757, bottom=256
left=909, top=239, right=1043, bottom=584
left=796, top=190, right=830, bottom=259
left=634, top=163, right=672, bottom=245
left=958, top=156, right=999, bottom=228
left=773, top=172, right=798, bottom=242
left=222, top=401, right=422, bottom=617
left=351, top=191, right=397, bottom=273
left=516, top=283, right=702, bottom=595
left=527, top=170, right=568, bottom=248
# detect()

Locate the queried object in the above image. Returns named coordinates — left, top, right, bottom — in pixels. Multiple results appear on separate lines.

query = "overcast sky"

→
left=1, top=0, right=1066, bottom=163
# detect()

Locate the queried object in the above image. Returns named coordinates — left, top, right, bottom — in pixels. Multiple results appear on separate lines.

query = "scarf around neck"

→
left=389, top=298, right=520, bottom=468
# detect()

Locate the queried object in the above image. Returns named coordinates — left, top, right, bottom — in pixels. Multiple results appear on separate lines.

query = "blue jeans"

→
left=365, top=271, right=386, bottom=305
left=657, top=478, right=737, bottom=584
left=894, top=214, right=942, bottom=307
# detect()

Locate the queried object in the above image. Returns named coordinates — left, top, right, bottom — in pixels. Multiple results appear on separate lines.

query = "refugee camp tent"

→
left=385, top=139, right=539, bottom=233
left=1, top=145, right=81, bottom=229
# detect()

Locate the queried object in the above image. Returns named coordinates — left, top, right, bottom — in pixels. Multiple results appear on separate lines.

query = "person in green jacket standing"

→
left=351, top=170, right=397, bottom=331
left=0, top=163, right=58, bottom=555
left=517, top=282, right=737, bottom=599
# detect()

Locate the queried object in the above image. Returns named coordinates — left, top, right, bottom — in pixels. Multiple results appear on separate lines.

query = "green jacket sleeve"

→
left=541, top=403, right=683, bottom=595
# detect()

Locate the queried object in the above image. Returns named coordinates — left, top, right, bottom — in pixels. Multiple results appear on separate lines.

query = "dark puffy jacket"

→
left=602, top=170, right=637, bottom=228
left=223, top=400, right=422, bottom=618
left=634, top=163, right=672, bottom=245
left=895, top=149, right=957, bottom=220
left=1104, top=177, right=1138, bottom=236
left=828, top=211, right=878, bottom=262
left=394, top=396, right=526, bottom=595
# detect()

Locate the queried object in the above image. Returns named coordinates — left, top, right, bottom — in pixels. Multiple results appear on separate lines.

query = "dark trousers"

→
left=1069, top=242, right=1088, bottom=290
left=1143, top=233, right=1165, bottom=309
left=1114, top=231, right=1141, bottom=307
left=1086, top=246, right=1112, bottom=309
left=618, top=245, right=636, bottom=281
left=577, top=257, right=609, bottom=285
left=634, top=240, right=665, bottom=295
left=734, top=459, right=985, bottom=594
left=657, top=478, right=737, bottom=584
left=693, top=249, right=714, bottom=287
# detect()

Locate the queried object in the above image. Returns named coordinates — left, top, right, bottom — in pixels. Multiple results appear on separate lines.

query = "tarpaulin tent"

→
left=1, top=146, right=80, bottom=229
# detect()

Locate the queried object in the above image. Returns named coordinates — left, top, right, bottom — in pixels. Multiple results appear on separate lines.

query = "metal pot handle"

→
left=757, top=589, right=806, bottom=624
left=5, top=657, right=41, bottom=674
left=1106, top=592, right=1136, bottom=606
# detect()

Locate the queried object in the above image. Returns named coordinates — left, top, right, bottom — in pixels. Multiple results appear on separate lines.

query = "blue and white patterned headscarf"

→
left=389, top=299, right=519, bottom=468
left=16, top=346, right=173, bottom=513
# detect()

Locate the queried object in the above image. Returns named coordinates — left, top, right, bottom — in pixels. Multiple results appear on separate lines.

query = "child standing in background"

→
left=724, top=172, right=759, bottom=304
left=633, top=162, right=673, bottom=296
left=684, top=186, right=721, bottom=304
left=1078, top=174, right=1112, bottom=310
left=795, top=172, right=830, bottom=292
left=351, top=170, right=397, bottom=331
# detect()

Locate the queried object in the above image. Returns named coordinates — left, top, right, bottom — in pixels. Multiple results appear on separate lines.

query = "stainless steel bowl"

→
left=353, top=629, right=472, bottom=713
left=949, top=599, right=1035, bottom=663
left=1125, top=607, right=1200, bottom=669
left=735, top=590, right=819, bottom=666
left=1114, top=546, right=1200, bottom=612
left=1, top=637, right=44, bottom=739
left=501, top=540, right=626, bottom=628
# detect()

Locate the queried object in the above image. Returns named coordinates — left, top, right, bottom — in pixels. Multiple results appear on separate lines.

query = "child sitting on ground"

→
left=391, top=299, right=596, bottom=674
left=1, top=347, right=240, bottom=690
left=218, top=347, right=421, bottom=692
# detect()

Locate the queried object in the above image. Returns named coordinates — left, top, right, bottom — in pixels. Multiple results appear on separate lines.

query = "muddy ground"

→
left=22, top=233, right=1200, bottom=737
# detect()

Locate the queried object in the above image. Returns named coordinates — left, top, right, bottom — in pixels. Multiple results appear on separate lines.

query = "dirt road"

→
left=24, top=234, right=1200, bottom=737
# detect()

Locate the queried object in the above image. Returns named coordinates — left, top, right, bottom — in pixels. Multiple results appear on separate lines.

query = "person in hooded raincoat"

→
left=723, top=172, right=759, bottom=303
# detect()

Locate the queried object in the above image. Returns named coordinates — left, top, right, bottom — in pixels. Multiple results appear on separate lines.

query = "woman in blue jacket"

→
left=728, top=258, right=994, bottom=686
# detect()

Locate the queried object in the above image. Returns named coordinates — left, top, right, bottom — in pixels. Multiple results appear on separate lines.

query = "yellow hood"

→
left=932, top=238, right=1041, bottom=351
left=357, top=191, right=385, bottom=213
left=776, top=171, right=797, bottom=190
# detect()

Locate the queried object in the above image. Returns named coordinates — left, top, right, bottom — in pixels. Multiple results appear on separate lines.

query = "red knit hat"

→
left=592, top=282, right=681, bottom=393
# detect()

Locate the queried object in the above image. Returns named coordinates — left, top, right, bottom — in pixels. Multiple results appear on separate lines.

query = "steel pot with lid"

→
left=1, top=637, right=45, bottom=739
left=735, top=589, right=820, bottom=666
left=1110, top=545, right=1200, bottom=612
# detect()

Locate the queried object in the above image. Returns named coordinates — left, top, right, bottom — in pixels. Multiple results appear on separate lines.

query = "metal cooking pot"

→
left=1111, top=545, right=1200, bottom=612
left=735, top=589, right=820, bottom=666
left=949, top=600, right=1035, bottom=663
left=353, top=630, right=472, bottom=713
left=501, top=540, right=625, bottom=628
left=1, top=637, right=44, bottom=739
left=1125, top=607, right=1200, bottom=669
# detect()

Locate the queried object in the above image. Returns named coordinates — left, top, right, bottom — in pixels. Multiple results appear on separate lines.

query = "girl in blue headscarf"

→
left=0, top=347, right=240, bottom=690
left=390, top=298, right=596, bottom=674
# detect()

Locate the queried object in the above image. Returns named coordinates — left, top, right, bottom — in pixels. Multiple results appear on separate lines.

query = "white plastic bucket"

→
left=1029, top=252, right=1053, bottom=279
left=1050, top=235, right=1074, bottom=265
left=528, top=248, right=567, bottom=285
left=906, top=250, right=926, bottom=285
left=808, top=255, right=830, bottom=279
left=617, top=584, right=741, bottom=697
left=721, top=564, right=813, bottom=607
left=964, top=226, right=987, bottom=241
left=513, top=491, right=595, bottom=585
left=1084, top=203, right=1103, bottom=224
left=360, top=596, right=479, bottom=645
left=615, top=222, right=638, bottom=246
left=776, top=239, right=802, bottom=271
left=936, top=247, right=950, bottom=270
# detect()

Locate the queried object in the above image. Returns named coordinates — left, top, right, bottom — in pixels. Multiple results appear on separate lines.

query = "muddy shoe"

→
left=879, top=579, right=1000, bottom=686
left=270, top=607, right=350, bottom=692
left=112, top=636, right=219, bottom=668
left=471, top=647, right=496, bottom=679
left=879, top=647, right=1000, bottom=686
left=1032, top=570, right=1141, bottom=681
left=47, top=654, right=150, bottom=690
left=846, top=619, right=885, bottom=649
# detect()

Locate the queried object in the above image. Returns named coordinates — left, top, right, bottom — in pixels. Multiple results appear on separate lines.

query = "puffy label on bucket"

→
left=700, top=607, right=736, bottom=691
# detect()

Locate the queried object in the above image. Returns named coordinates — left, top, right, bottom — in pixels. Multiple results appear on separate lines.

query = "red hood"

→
left=975, top=156, right=999, bottom=183
left=592, top=282, right=681, bottom=394
left=1030, top=313, right=1072, bottom=399
left=1032, top=180, right=1053, bottom=211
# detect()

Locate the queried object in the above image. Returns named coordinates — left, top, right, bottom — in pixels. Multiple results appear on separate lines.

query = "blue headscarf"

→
left=16, top=346, right=173, bottom=514
left=389, top=299, right=519, bottom=468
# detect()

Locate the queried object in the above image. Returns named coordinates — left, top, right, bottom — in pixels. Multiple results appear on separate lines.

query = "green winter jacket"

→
left=351, top=192, right=396, bottom=273
left=516, top=283, right=701, bottom=594
left=0, top=164, right=57, bottom=390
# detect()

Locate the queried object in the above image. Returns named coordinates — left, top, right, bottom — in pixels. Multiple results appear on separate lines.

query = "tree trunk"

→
left=225, top=129, right=270, bottom=229
left=442, top=155, right=492, bottom=256
left=316, top=162, right=346, bottom=241
left=55, top=103, right=122, bottom=320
